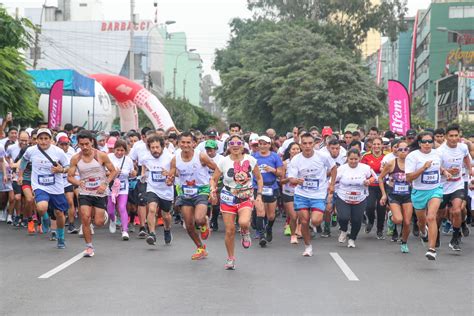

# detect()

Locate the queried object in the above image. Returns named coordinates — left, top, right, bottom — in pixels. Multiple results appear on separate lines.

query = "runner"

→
left=210, top=134, right=263, bottom=269
left=361, top=137, right=386, bottom=239
left=67, top=130, right=118, bottom=257
left=20, top=128, right=69, bottom=249
left=437, top=124, right=472, bottom=252
left=253, top=135, right=283, bottom=247
left=288, top=132, right=336, bottom=257
left=169, top=131, right=217, bottom=260
left=280, top=142, right=301, bottom=244
left=379, top=140, right=413, bottom=253
left=107, top=139, right=135, bottom=241
left=405, top=132, right=444, bottom=260
left=204, top=139, right=223, bottom=231
left=335, top=148, right=373, bottom=248
left=140, top=135, right=174, bottom=246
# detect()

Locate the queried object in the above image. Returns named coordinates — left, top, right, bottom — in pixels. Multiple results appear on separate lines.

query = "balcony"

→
left=415, top=71, right=429, bottom=90
left=416, top=49, right=429, bottom=68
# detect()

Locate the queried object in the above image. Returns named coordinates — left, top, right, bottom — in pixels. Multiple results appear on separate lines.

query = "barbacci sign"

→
left=101, top=20, right=153, bottom=32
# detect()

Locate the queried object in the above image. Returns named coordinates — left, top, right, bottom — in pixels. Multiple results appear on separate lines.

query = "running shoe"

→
left=400, top=243, right=409, bottom=253
left=365, top=223, right=373, bottom=234
left=20, top=219, right=27, bottom=228
left=347, top=239, right=356, bottom=248
left=387, top=211, right=394, bottom=236
left=134, top=217, right=140, bottom=226
left=302, top=245, right=313, bottom=257
left=420, top=228, right=428, bottom=243
left=50, top=231, right=57, bottom=241
left=78, top=225, right=83, bottom=237
left=6, top=214, right=13, bottom=225
left=191, top=245, right=208, bottom=260
left=90, top=224, right=95, bottom=235
left=116, top=217, right=121, bottom=227
left=37, top=224, right=43, bottom=234
left=241, top=231, right=251, bottom=249
left=27, top=220, right=36, bottom=235
left=448, top=236, right=461, bottom=252
left=157, top=217, right=164, bottom=226
left=122, top=231, right=130, bottom=241
left=164, top=229, right=172, bottom=245
left=200, top=218, right=210, bottom=240
left=0, top=210, right=6, bottom=222
left=259, top=236, right=267, bottom=248
left=13, top=216, right=20, bottom=227
left=265, top=227, right=273, bottom=242
left=138, top=226, right=147, bottom=239
left=83, top=247, right=95, bottom=258
left=442, top=220, right=452, bottom=235
left=128, top=223, right=135, bottom=233
left=284, top=224, right=291, bottom=236
left=391, top=228, right=399, bottom=242
left=425, top=248, right=436, bottom=260
left=42, top=217, right=50, bottom=234
left=146, top=232, right=157, bottom=246
left=290, top=235, right=298, bottom=244
left=321, top=226, right=331, bottom=238
left=461, top=222, right=470, bottom=237
left=376, top=230, right=385, bottom=240
left=68, top=223, right=79, bottom=234
left=316, top=225, right=322, bottom=233
left=338, top=231, right=348, bottom=243
left=103, top=211, right=108, bottom=225
left=57, top=238, right=66, bottom=249
left=224, top=257, right=236, bottom=270
left=109, top=220, right=117, bottom=234
left=174, top=214, right=182, bottom=225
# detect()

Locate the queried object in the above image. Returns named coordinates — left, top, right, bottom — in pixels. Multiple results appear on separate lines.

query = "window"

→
left=465, top=6, right=474, bottom=18
left=449, top=6, right=463, bottom=18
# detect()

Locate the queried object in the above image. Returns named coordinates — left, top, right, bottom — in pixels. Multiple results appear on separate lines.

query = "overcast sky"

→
left=2, top=0, right=432, bottom=82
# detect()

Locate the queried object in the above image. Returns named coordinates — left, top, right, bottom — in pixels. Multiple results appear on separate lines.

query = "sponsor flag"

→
left=388, top=80, right=411, bottom=136
left=48, top=79, right=64, bottom=129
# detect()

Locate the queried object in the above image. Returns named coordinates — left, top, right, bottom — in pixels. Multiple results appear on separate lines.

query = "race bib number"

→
left=393, top=182, right=409, bottom=194
left=345, top=191, right=361, bottom=203
left=303, top=179, right=319, bottom=189
left=283, top=187, right=294, bottom=196
left=262, top=187, right=273, bottom=196
left=38, top=174, right=55, bottom=186
left=120, top=180, right=126, bottom=191
left=220, top=190, right=235, bottom=206
left=85, top=178, right=100, bottom=189
left=182, top=186, right=198, bottom=197
left=421, top=171, right=439, bottom=184
left=151, top=171, right=165, bottom=183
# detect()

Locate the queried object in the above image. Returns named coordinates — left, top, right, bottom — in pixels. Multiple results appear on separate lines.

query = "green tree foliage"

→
left=215, top=22, right=384, bottom=133
left=247, top=0, right=408, bottom=51
left=0, top=6, right=42, bottom=124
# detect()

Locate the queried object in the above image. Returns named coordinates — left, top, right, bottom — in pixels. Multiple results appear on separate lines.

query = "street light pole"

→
left=173, top=48, right=196, bottom=98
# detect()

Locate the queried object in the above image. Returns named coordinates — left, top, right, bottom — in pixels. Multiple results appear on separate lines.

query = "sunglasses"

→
left=397, top=148, right=409, bottom=152
left=419, top=139, right=433, bottom=144
left=228, top=141, right=243, bottom=146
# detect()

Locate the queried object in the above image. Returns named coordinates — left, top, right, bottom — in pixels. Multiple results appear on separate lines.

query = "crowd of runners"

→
left=1, top=116, right=473, bottom=269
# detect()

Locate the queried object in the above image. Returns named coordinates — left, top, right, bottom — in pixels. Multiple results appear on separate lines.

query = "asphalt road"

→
left=0, top=218, right=473, bottom=315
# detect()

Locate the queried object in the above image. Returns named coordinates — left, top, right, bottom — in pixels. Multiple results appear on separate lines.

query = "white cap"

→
left=37, top=128, right=52, bottom=138
left=258, top=135, right=272, bottom=143
left=249, top=133, right=259, bottom=144
left=25, top=128, right=34, bottom=136
left=56, top=132, right=67, bottom=142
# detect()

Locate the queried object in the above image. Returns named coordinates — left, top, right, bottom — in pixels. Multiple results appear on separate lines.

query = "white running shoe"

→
left=0, top=210, right=6, bottom=222
left=78, top=225, right=83, bottom=238
left=347, top=239, right=356, bottom=248
left=302, top=245, right=313, bottom=257
left=90, top=224, right=95, bottom=235
left=122, top=231, right=129, bottom=241
left=109, top=220, right=117, bottom=234
left=103, top=211, right=108, bottom=226
left=6, top=214, right=13, bottom=225
left=338, top=231, right=348, bottom=243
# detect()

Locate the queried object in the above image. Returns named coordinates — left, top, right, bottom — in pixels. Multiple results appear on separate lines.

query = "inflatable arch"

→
left=90, top=74, right=175, bottom=131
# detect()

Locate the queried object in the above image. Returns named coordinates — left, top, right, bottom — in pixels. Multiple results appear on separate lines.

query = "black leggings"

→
left=336, top=198, right=367, bottom=241
left=366, top=186, right=386, bottom=231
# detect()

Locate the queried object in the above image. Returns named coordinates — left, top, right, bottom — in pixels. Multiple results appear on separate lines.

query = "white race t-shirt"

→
left=5, top=143, right=21, bottom=161
left=130, top=140, right=148, bottom=165
left=108, top=153, right=134, bottom=194
left=320, top=146, right=347, bottom=167
left=23, top=145, right=69, bottom=194
left=288, top=151, right=335, bottom=199
left=437, top=143, right=469, bottom=194
left=336, top=163, right=373, bottom=203
left=208, top=154, right=223, bottom=177
left=141, top=150, right=174, bottom=201
left=405, top=149, right=442, bottom=190
left=62, top=146, right=77, bottom=188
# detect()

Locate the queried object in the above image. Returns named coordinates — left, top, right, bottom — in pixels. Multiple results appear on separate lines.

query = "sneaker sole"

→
left=225, top=266, right=235, bottom=270
left=425, top=253, right=436, bottom=260
left=259, top=240, right=267, bottom=247
left=84, top=253, right=94, bottom=258
left=122, top=236, right=129, bottom=241
left=448, top=244, right=461, bottom=252
left=146, top=236, right=156, bottom=245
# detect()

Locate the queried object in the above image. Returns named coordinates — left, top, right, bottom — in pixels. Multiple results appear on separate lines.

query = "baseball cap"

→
left=322, top=126, right=333, bottom=137
left=205, top=139, right=218, bottom=149
left=58, top=136, right=69, bottom=144
left=249, top=133, right=259, bottom=145
left=55, top=132, right=67, bottom=142
left=406, top=129, right=417, bottom=138
left=206, top=129, right=218, bottom=137
left=37, top=128, right=52, bottom=138
left=106, top=136, right=117, bottom=148
left=258, top=135, right=272, bottom=143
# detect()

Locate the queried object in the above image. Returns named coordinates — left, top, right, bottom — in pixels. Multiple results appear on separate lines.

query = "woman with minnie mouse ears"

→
left=210, top=134, right=264, bottom=270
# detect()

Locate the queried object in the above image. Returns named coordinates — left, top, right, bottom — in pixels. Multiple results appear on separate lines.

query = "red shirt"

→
left=361, top=152, right=385, bottom=186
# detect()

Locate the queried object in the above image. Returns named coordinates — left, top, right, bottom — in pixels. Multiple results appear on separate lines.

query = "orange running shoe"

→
left=191, top=245, right=208, bottom=260
left=27, top=220, right=36, bottom=235
left=200, top=217, right=210, bottom=240
left=157, top=217, right=164, bottom=226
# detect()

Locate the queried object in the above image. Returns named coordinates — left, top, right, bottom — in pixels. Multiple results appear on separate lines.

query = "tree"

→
left=0, top=6, right=42, bottom=125
left=215, top=22, right=385, bottom=133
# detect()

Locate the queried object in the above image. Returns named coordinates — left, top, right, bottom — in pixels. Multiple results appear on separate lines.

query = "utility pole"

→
left=33, top=2, right=47, bottom=69
left=129, top=0, right=135, bottom=81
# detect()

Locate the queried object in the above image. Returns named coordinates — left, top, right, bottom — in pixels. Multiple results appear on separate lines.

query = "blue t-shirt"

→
left=252, top=151, right=283, bottom=189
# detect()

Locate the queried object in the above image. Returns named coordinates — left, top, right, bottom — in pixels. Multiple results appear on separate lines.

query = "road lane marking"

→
left=330, top=252, right=359, bottom=281
left=38, top=252, right=84, bottom=279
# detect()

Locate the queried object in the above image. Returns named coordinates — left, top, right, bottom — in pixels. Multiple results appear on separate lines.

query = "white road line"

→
left=330, top=252, right=359, bottom=281
left=38, top=252, right=84, bottom=279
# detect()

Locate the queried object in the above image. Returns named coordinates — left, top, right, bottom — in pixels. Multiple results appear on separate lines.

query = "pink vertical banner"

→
left=388, top=80, right=411, bottom=136
left=48, top=79, right=64, bottom=129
